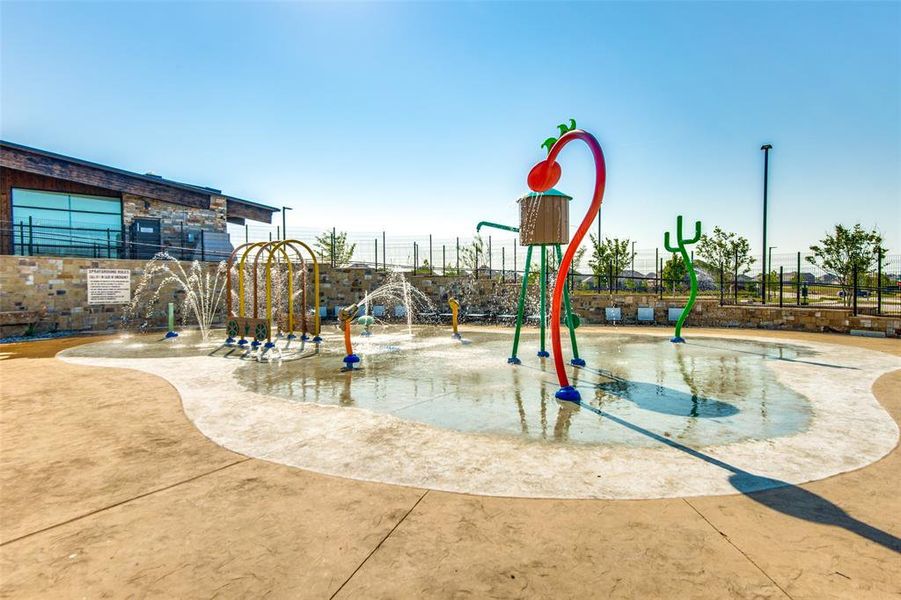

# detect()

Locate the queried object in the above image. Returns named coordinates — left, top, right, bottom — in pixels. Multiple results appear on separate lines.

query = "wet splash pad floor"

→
left=59, top=326, right=899, bottom=499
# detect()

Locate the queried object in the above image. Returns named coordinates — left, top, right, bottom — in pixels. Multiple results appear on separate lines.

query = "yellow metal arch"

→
left=265, top=239, right=320, bottom=339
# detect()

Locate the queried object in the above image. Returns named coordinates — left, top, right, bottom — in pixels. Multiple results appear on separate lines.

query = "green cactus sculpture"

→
left=664, top=215, right=702, bottom=343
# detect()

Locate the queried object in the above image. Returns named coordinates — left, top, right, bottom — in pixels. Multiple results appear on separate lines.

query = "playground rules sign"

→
left=87, top=269, right=131, bottom=305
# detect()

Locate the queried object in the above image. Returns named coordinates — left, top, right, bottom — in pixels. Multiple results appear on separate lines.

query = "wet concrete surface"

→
left=0, top=327, right=898, bottom=598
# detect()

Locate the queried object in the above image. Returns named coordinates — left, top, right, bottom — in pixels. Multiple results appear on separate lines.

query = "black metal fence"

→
left=4, top=219, right=898, bottom=317
left=3, top=219, right=232, bottom=261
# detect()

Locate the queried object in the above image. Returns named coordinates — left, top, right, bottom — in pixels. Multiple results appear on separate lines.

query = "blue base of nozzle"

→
left=165, top=331, right=178, bottom=339
left=507, top=356, right=521, bottom=365
left=313, top=336, right=322, bottom=343
left=671, top=336, right=686, bottom=344
left=237, top=339, right=248, bottom=347
left=555, top=386, right=581, bottom=403
left=452, top=333, right=462, bottom=340
left=264, top=341, right=275, bottom=349
left=251, top=340, right=261, bottom=348
left=537, top=350, right=550, bottom=358
left=287, top=334, right=297, bottom=340
left=343, top=354, right=360, bottom=365
left=300, top=334, right=310, bottom=341
left=570, top=357, right=586, bottom=367
left=225, top=337, right=235, bottom=345
left=361, top=331, right=372, bottom=337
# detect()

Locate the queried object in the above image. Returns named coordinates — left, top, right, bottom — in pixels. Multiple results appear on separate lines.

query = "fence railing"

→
left=2, top=220, right=233, bottom=261
left=4, top=220, right=898, bottom=317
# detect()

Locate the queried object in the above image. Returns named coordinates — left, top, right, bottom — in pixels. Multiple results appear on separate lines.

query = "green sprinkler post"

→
left=165, top=302, right=178, bottom=338
left=664, top=215, right=702, bottom=343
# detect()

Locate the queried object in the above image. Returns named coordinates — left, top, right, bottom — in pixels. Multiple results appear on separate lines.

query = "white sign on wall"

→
left=87, top=269, right=131, bottom=305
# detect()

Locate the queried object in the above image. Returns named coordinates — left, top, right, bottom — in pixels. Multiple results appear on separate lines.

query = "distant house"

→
left=783, top=271, right=817, bottom=283
left=1, top=140, right=278, bottom=259
left=817, top=273, right=840, bottom=284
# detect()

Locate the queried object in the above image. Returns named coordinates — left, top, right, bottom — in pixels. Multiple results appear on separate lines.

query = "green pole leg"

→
left=538, top=245, right=549, bottom=357
left=508, top=246, right=533, bottom=364
left=555, top=245, right=583, bottom=366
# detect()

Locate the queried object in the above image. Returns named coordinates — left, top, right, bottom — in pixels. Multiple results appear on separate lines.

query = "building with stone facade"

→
left=0, top=140, right=278, bottom=259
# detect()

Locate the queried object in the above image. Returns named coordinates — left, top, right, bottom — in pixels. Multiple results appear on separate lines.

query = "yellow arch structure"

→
left=265, top=239, right=320, bottom=343
left=226, top=240, right=319, bottom=346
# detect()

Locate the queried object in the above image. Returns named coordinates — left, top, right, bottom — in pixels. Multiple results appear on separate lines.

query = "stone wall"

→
left=1, top=255, right=898, bottom=338
left=122, top=193, right=227, bottom=250
left=568, top=293, right=901, bottom=337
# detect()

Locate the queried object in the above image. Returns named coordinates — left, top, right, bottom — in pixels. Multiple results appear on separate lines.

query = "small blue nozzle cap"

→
left=555, top=386, right=581, bottom=403
left=570, top=358, right=586, bottom=367
left=671, top=336, right=686, bottom=344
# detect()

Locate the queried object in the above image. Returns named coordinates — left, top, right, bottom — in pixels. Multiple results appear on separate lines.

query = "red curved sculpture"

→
left=527, top=129, right=607, bottom=402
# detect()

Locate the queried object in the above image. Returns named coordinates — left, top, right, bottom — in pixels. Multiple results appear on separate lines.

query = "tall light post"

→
left=281, top=206, right=292, bottom=240
left=760, top=144, right=772, bottom=304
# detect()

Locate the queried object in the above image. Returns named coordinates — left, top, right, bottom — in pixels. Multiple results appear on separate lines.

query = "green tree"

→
left=587, top=235, right=634, bottom=289
left=459, top=234, right=485, bottom=273
left=696, top=226, right=756, bottom=281
left=314, top=230, right=357, bottom=267
left=806, top=224, right=885, bottom=305
left=662, top=254, right=688, bottom=294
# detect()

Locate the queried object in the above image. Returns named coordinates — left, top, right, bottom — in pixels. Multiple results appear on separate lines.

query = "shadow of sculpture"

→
left=578, top=401, right=900, bottom=552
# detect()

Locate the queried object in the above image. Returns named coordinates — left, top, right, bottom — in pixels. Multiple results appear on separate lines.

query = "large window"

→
left=11, top=189, right=123, bottom=257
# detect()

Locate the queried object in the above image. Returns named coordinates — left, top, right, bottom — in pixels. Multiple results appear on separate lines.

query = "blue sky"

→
left=2, top=1, right=899, bottom=257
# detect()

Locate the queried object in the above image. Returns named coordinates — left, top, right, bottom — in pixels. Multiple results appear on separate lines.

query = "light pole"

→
left=760, top=144, right=772, bottom=304
left=281, top=206, right=292, bottom=240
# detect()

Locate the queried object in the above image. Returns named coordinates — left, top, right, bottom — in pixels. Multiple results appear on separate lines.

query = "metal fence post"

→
left=475, top=246, right=479, bottom=279
left=107, top=228, right=112, bottom=258
left=245, top=224, right=249, bottom=245
left=488, top=236, right=492, bottom=278
left=28, top=216, right=33, bottom=256
left=659, top=257, right=664, bottom=299
left=456, top=237, right=460, bottom=275
left=719, top=262, right=724, bottom=306
left=382, top=231, right=386, bottom=271
left=413, top=242, right=418, bottom=273
left=429, top=234, right=433, bottom=276
left=876, top=247, right=883, bottom=315
left=655, top=248, right=659, bottom=296
left=852, top=264, right=858, bottom=316
left=501, top=246, right=505, bottom=281
left=733, top=248, right=739, bottom=304
left=200, top=230, right=206, bottom=261
left=374, top=238, right=378, bottom=271
left=779, top=265, right=784, bottom=308
left=442, top=244, right=446, bottom=276
left=513, top=239, right=517, bottom=283
left=331, top=227, right=336, bottom=267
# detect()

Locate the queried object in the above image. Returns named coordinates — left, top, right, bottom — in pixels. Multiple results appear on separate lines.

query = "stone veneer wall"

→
left=122, top=193, right=227, bottom=249
left=1, top=256, right=898, bottom=337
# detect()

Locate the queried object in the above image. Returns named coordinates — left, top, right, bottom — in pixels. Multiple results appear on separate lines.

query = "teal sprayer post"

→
left=165, top=302, right=178, bottom=338
left=664, top=215, right=702, bottom=343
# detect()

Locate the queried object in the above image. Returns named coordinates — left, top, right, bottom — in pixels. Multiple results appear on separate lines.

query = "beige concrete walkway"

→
left=0, top=329, right=899, bottom=599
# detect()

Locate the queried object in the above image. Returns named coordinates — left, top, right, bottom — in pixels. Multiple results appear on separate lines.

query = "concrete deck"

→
left=1, top=329, right=899, bottom=599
